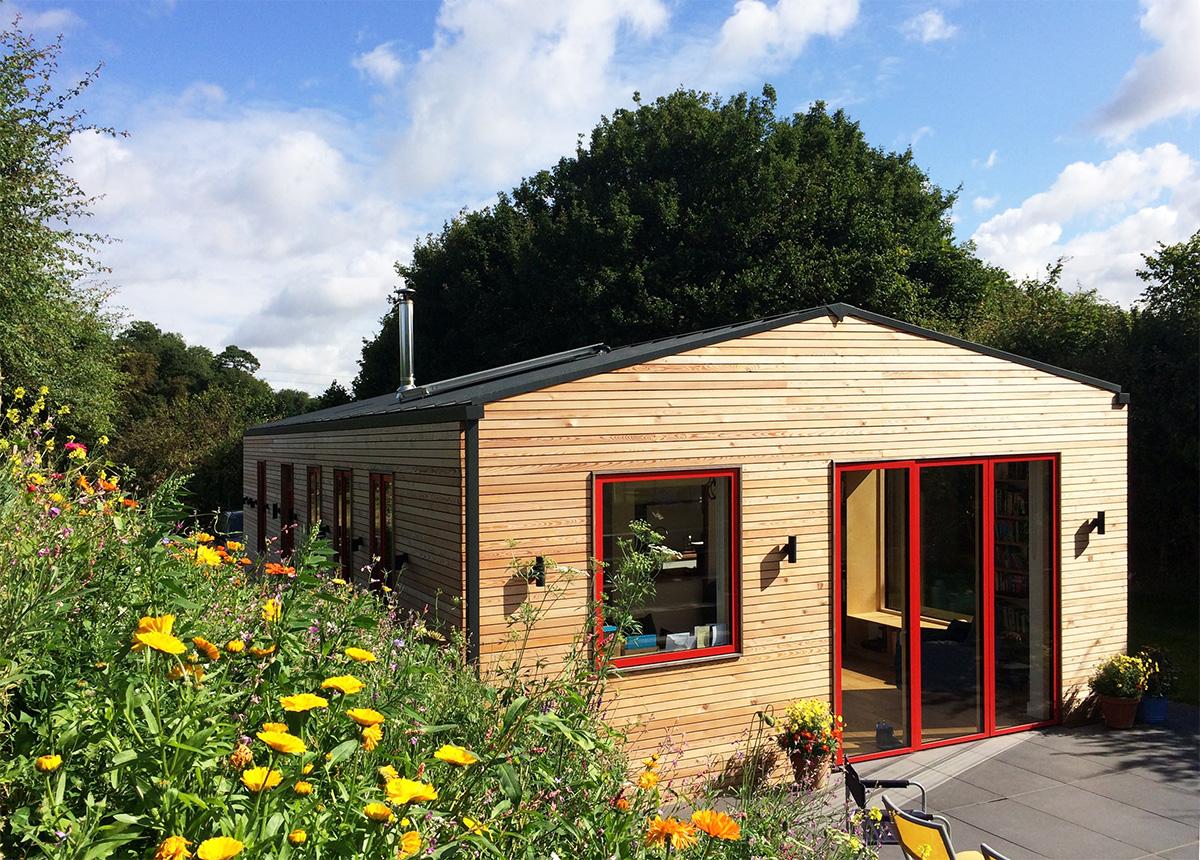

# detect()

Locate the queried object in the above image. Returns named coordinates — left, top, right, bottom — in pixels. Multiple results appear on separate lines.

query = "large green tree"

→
left=0, top=19, right=119, bottom=435
left=356, top=86, right=1005, bottom=394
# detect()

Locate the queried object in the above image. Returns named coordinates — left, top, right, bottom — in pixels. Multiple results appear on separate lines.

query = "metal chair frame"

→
left=841, top=758, right=928, bottom=845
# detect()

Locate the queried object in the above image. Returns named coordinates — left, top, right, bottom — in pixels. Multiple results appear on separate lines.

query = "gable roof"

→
left=246, top=303, right=1125, bottom=437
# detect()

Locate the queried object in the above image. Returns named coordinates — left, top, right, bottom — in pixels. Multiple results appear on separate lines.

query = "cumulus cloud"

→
left=353, top=42, right=404, bottom=86
left=1091, top=0, right=1200, bottom=139
left=710, top=0, right=858, bottom=74
left=68, top=104, right=414, bottom=392
left=971, top=144, right=1200, bottom=305
left=9, top=5, right=84, bottom=35
left=973, top=195, right=998, bottom=212
left=901, top=9, right=956, bottom=43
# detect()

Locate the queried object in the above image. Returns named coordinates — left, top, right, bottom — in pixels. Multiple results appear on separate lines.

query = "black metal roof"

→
left=246, top=303, right=1125, bottom=437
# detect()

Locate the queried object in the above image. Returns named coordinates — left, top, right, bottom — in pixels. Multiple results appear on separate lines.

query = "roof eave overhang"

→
left=244, top=402, right=485, bottom=437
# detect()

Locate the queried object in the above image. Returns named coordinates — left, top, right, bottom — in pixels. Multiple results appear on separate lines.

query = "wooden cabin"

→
left=243, top=303, right=1128, bottom=772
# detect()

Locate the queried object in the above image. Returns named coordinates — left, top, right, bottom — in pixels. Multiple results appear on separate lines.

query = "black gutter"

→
left=464, top=416, right=480, bottom=669
left=245, top=403, right=483, bottom=436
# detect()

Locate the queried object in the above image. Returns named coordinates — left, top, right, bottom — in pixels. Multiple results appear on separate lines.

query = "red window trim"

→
left=593, top=467, right=741, bottom=669
left=832, top=453, right=1060, bottom=763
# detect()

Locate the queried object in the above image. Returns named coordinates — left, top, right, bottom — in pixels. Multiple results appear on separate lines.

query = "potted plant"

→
left=1135, top=645, right=1177, bottom=724
left=1088, top=654, right=1147, bottom=729
left=777, top=698, right=843, bottom=789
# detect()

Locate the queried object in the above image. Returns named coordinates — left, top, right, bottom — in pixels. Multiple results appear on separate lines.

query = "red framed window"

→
left=280, top=464, right=295, bottom=558
left=333, top=469, right=352, bottom=579
left=307, top=466, right=322, bottom=533
left=594, top=468, right=740, bottom=668
left=369, top=472, right=394, bottom=590
left=256, top=460, right=267, bottom=554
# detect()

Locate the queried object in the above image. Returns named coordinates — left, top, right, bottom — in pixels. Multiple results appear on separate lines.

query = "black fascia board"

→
left=245, top=402, right=483, bottom=436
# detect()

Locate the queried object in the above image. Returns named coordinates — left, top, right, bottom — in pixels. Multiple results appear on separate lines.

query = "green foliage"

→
left=1088, top=654, right=1148, bottom=699
left=0, top=20, right=121, bottom=437
left=355, top=86, right=1003, bottom=393
left=0, top=399, right=875, bottom=860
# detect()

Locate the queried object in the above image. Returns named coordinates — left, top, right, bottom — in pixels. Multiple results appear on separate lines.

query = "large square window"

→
left=595, top=469, right=739, bottom=667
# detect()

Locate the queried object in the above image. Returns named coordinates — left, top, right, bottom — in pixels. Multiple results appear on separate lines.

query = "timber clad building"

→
left=243, top=303, right=1128, bottom=771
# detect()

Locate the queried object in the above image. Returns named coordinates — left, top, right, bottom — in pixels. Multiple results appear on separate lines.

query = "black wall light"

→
left=351, top=537, right=364, bottom=551
left=1092, top=511, right=1106, bottom=535
left=271, top=503, right=280, bottom=519
left=532, top=556, right=546, bottom=587
left=786, top=536, right=798, bottom=565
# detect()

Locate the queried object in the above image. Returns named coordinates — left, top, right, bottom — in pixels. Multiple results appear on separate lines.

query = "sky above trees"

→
left=9, top=0, right=1199, bottom=393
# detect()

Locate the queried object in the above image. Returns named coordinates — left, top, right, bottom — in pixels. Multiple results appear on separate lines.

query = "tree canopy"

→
left=0, top=20, right=121, bottom=435
left=356, top=86, right=1005, bottom=395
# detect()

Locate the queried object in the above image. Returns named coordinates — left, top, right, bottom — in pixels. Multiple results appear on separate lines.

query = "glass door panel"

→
left=839, top=468, right=911, bottom=756
left=994, top=459, right=1055, bottom=728
left=918, top=464, right=984, bottom=744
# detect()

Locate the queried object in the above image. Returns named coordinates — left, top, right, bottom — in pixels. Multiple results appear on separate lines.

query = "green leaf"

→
left=111, top=749, right=138, bottom=767
left=328, top=738, right=359, bottom=764
left=497, top=762, right=522, bottom=805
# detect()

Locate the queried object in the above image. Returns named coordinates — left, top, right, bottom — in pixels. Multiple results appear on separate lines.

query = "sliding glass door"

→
left=835, top=456, right=1057, bottom=760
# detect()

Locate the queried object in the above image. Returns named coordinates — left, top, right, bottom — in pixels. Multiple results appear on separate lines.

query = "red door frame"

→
left=833, top=454, right=1060, bottom=763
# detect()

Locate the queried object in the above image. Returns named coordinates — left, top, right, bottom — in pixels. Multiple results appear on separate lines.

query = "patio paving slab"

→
left=1074, top=770, right=1200, bottom=824
left=950, top=798, right=1147, bottom=860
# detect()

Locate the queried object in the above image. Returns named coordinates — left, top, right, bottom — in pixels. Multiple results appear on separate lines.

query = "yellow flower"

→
left=280, top=693, right=329, bottom=712
left=321, top=675, right=364, bottom=695
left=136, top=631, right=187, bottom=655
left=288, top=830, right=306, bottom=845
left=225, top=639, right=245, bottom=654
left=225, top=540, right=244, bottom=551
left=194, top=545, right=222, bottom=566
left=261, top=599, right=282, bottom=623
left=691, top=810, right=740, bottom=840
left=131, top=615, right=175, bottom=651
left=98, top=435, right=109, bottom=445
left=645, top=816, right=697, bottom=849
left=365, top=802, right=395, bottom=822
left=398, top=831, right=422, bottom=858
left=196, top=837, right=243, bottom=860
left=463, top=818, right=491, bottom=836
left=434, top=745, right=478, bottom=766
left=192, top=637, right=220, bottom=661
left=249, top=644, right=276, bottom=658
left=13, top=387, right=24, bottom=398
left=385, top=778, right=438, bottom=806
left=293, top=780, right=314, bottom=796
left=347, top=707, right=385, bottom=726
left=155, top=836, right=193, bottom=859
left=302, top=763, right=314, bottom=774
left=257, top=730, right=307, bottom=755
left=378, top=765, right=400, bottom=782
left=345, top=646, right=377, bottom=662
left=35, top=754, right=62, bottom=772
left=362, top=724, right=383, bottom=751
left=637, top=769, right=658, bottom=790
left=642, top=753, right=660, bottom=770
left=330, top=578, right=347, bottom=586
left=261, top=721, right=288, bottom=734
left=194, top=532, right=214, bottom=543
left=240, top=766, right=282, bottom=792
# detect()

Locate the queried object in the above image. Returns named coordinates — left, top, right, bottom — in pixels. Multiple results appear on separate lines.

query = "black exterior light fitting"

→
left=1092, top=511, right=1106, bottom=535
left=786, top=536, right=798, bottom=564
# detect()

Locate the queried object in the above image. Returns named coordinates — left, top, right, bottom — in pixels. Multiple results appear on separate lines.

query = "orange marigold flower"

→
left=645, top=816, right=696, bottom=849
left=257, top=730, right=307, bottom=755
left=616, top=797, right=630, bottom=812
left=121, top=498, right=138, bottom=508
left=249, top=644, right=276, bottom=658
left=264, top=563, right=295, bottom=577
left=131, top=615, right=175, bottom=651
left=195, top=837, right=242, bottom=860
left=364, top=802, right=395, bottom=822
left=398, top=831, right=422, bottom=859
left=385, top=777, right=438, bottom=806
left=98, top=478, right=118, bottom=492
left=378, top=765, right=400, bottom=782
left=35, top=754, right=62, bottom=772
left=321, top=675, right=364, bottom=695
left=137, top=631, right=187, bottom=656
left=293, top=780, right=314, bottom=796
left=642, top=753, right=660, bottom=770
left=280, top=693, right=328, bottom=712
left=347, top=707, right=385, bottom=726
left=155, top=835, right=192, bottom=860
left=192, top=637, right=220, bottom=661
left=261, top=599, right=282, bottom=623
left=362, top=724, right=383, bottom=751
left=225, top=639, right=245, bottom=654
left=240, top=766, right=282, bottom=792
left=228, top=743, right=253, bottom=769
left=261, top=721, right=288, bottom=734
left=287, top=830, right=306, bottom=845
left=345, top=646, right=376, bottom=662
left=691, top=809, right=741, bottom=840
left=434, top=744, right=478, bottom=766
left=637, top=769, right=659, bottom=790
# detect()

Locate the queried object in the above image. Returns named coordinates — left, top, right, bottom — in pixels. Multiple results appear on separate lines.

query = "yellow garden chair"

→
left=881, top=794, right=985, bottom=860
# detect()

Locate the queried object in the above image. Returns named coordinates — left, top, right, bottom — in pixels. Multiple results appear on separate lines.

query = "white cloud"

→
left=353, top=42, right=405, bottom=87
left=68, top=104, right=414, bottom=392
left=971, top=144, right=1200, bottom=305
left=973, top=195, right=998, bottom=212
left=710, top=0, right=858, bottom=74
left=1091, top=0, right=1200, bottom=139
left=901, top=9, right=956, bottom=43
left=9, top=5, right=84, bottom=35
left=909, top=125, right=933, bottom=148
left=984, top=149, right=997, bottom=169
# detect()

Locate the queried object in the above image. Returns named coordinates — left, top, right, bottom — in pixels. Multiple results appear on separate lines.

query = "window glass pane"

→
left=601, top=474, right=734, bottom=660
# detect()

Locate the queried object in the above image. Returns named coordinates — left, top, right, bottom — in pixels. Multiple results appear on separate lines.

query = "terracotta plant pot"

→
left=789, top=752, right=832, bottom=790
left=1098, top=694, right=1140, bottom=729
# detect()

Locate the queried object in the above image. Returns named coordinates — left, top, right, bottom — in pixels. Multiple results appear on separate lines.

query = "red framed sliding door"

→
left=834, top=455, right=1058, bottom=761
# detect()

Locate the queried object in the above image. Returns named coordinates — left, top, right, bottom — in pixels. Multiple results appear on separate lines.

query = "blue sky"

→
left=10, top=0, right=1199, bottom=393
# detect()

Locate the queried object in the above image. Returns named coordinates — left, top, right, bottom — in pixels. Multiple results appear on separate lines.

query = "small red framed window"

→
left=594, top=468, right=740, bottom=668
